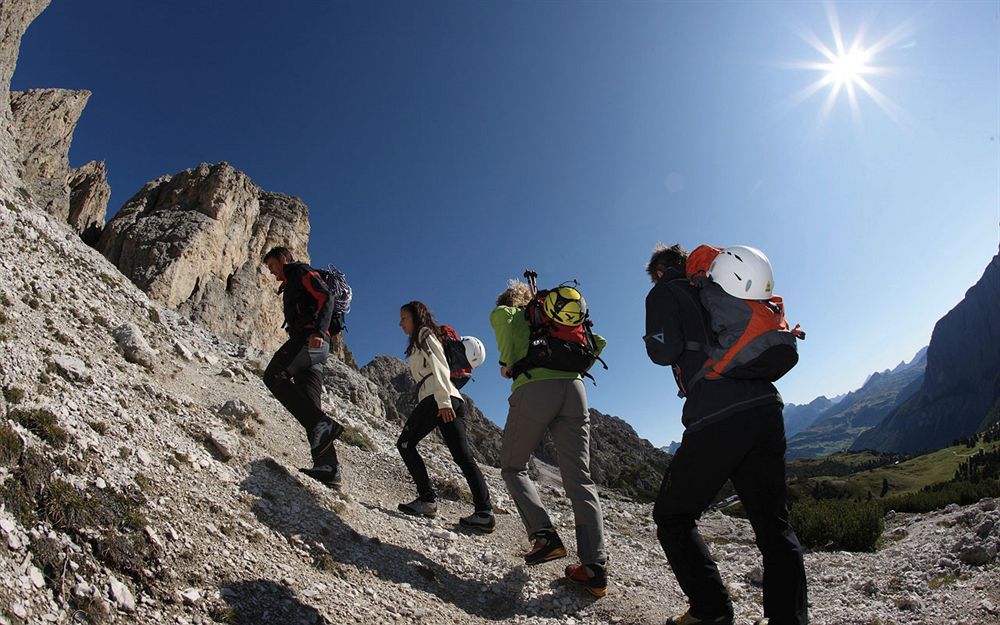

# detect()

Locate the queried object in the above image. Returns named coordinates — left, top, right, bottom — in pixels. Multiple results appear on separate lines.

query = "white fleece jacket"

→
left=408, top=327, right=461, bottom=410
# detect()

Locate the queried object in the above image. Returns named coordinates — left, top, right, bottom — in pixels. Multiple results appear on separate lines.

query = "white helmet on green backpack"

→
left=707, top=245, right=775, bottom=300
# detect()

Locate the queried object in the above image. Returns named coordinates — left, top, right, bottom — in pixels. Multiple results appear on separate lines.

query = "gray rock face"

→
left=0, top=0, right=51, bottom=188
left=854, top=248, right=1000, bottom=452
left=68, top=159, right=110, bottom=244
left=10, top=88, right=91, bottom=217
left=97, top=161, right=353, bottom=364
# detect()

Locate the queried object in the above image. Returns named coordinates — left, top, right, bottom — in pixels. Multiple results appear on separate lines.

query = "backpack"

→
left=315, top=265, right=352, bottom=335
left=438, top=324, right=473, bottom=389
left=510, top=282, right=607, bottom=381
left=677, top=244, right=805, bottom=394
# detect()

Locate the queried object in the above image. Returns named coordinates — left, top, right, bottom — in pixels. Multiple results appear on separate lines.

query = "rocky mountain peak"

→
left=96, top=161, right=353, bottom=365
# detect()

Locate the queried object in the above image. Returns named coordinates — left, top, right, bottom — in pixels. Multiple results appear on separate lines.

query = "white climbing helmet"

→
left=461, top=336, right=487, bottom=368
left=707, top=245, right=775, bottom=300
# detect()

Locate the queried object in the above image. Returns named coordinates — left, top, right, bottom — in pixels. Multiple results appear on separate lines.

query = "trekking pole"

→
left=523, top=270, right=538, bottom=296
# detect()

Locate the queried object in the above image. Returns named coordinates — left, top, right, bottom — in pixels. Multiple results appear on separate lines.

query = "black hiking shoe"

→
left=523, top=529, right=567, bottom=565
left=665, top=610, right=733, bottom=625
left=299, top=464, right=342, bottom=489
left=398, top=498, right=438, bottom=518
left=565, top=562, right=608, bottom=597
left=309, top=418, right=344, bottom=457
left=458, top=511, right=496, bottom=533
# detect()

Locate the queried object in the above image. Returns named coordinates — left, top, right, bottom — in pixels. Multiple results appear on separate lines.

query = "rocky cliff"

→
left=97, top=162, right=354, bottom=366
left=854, top=249, right=1000, bottom=453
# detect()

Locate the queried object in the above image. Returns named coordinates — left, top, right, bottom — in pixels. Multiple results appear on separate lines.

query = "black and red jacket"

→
left=645, top=266, right=782, bottom=432
left=278, top=262, right=334, bottom=339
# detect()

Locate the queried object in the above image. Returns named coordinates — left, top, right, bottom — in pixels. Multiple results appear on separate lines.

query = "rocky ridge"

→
left=854, top=248, right=1000, bottom=453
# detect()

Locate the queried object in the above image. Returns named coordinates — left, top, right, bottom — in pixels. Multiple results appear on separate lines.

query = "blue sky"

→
left=15, top=1, right=998, bottom=447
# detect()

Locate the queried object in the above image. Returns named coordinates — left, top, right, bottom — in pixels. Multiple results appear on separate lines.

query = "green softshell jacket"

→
left=489, top=305, right=607, bottom=393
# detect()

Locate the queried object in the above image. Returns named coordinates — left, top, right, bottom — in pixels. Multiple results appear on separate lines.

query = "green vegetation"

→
left=3, top=386, right=25, bottom=404
left=789, top=498, right=885, bottom=552
left=340, top=425, right=376, bottom=452
left=0, top=423, right=23, bottom=466
left=10, top=407, right=68, bottom=448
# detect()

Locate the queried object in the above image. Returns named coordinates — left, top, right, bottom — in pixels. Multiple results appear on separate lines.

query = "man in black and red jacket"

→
left=262, top=246, right=344, bottom=487
left=643, top=243, right=807, bottom=625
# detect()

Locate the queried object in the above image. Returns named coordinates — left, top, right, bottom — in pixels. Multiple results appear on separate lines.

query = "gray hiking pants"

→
left=500, top=378, right=607, bottom=565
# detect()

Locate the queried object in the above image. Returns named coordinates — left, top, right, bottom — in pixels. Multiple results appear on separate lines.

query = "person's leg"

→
left=396, top=396, right=444, bottom=501
left=438, top=397, right=492, bottom=512
left=263, top=336, right=330, bottom=431
left=547, top=379, right=606, bottom=566
left=653, top=420, right=750, bottom=621
left=500, top=380, right=563, bottom=536
left=730, top=406, right=808, bottom=625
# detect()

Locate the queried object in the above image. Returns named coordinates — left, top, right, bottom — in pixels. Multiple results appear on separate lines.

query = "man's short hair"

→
left=263, top=246, right=293, bottom=263
left=646, top=243, right=688, bottom=279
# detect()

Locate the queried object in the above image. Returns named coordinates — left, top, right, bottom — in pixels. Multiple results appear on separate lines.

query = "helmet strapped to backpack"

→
left=675, top=245, right=805, bottom=396
left=706, top=245, right=774, bottom=300
left=542, top=286, right=588, bottom=326
left=510, top=273, right=607, bottom=381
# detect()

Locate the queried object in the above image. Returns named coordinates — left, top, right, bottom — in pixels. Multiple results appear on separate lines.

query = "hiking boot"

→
left=523, top=529, right=567, bottom=565
left=564, top=562, right=607, bottom=597
left=309, top=418, right=344, bottom=456
left=753, top=620, right=769, bottom=625
left=398, top=498, right=438, bottom=518
left=458, top=511, right=496, bottom=533
left=665, top=611, right=733, bottom=625
left=299, top=464, right=342, bottom=490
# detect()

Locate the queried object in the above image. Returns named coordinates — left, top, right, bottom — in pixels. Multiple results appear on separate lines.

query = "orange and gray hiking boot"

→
left=665, top=611, right=733, bottom=625
left=564, top=562, right=608, bottom=597
left=523, top=529, right=567, bottom=565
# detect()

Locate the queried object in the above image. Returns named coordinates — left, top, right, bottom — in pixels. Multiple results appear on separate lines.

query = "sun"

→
left=783, top=2, right=913, bottom=127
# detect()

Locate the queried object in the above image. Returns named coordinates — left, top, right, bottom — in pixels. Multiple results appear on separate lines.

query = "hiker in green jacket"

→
left=489, top=279, right=609, bottom=597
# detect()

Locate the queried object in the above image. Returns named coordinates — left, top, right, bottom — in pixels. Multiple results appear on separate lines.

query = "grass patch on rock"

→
left=0, top=423, right=23, bottom=466
left=340, top=425, right=376, bottom=452
left=10, top=407, right=68, bottom=449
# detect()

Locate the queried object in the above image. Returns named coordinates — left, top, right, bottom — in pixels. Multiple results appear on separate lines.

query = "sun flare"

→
left=783, top=2, right=913, bottom=127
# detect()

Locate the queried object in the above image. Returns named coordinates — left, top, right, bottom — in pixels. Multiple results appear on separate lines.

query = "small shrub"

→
left=10, top=407, right=68, bottom=449
left=16, top=187, right=30, bottom=201
left=86, top=421, right=108, bottom=435
left=3, top=386, right=25, bottom=404
left=0, top=423, right=23, bottom=466
left=433, top=477, right=473, bottom=503
left=0, top=311, right=8, bottom=324
left=340, top=425, right=376, bottom=452
left=69, top=594, right=109, bottom=624
left=790, top=498, right=884, bottom=552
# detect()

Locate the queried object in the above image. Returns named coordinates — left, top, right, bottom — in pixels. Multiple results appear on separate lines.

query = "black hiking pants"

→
left=263, top=334, right=332, bottom=433
left=653, top=404, right=808, bottom=625
left=396, top=396, right=492, bottom=512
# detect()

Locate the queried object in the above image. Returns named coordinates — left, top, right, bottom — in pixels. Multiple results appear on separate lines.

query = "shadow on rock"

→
left=240, top=458, right=529, bottom=621
left=220, top=579, right=329, bottom=625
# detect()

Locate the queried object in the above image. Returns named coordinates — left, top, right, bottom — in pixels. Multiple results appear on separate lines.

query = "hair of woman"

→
left=401, top=300, right=444, bottom=356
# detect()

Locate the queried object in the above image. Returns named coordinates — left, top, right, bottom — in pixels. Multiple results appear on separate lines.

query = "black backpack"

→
left=315, top=265, right=352, bottom=335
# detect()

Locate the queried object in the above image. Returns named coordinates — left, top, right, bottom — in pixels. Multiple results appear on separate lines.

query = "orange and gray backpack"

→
left=675, top=245, right=805, bottom=396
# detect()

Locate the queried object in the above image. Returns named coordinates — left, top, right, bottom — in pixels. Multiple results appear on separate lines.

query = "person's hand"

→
left=308, top=334, right=324, bottom=349
left=500, top=366, right=513, bottom=379
left=438, top=407, right=456, bottom=423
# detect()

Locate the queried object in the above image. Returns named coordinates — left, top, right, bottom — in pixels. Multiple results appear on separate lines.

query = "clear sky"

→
left=15, top=1, right=999, bottom=447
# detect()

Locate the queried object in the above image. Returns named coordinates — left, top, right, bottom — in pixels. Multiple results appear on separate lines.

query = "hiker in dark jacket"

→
left=262, top=246, right=344, bottom=488
left=644, top=243, right=808, bottom=625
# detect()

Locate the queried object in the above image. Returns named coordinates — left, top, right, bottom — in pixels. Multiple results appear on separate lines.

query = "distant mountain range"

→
left=660, top=441, right=681, bottom=455
left=785, top=348, right=927, bottom=459
left=853, top=247, right=1000, bottom=453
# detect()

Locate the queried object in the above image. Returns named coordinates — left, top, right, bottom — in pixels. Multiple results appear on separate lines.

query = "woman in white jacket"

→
left=397, top=301, right=494, bottom=532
